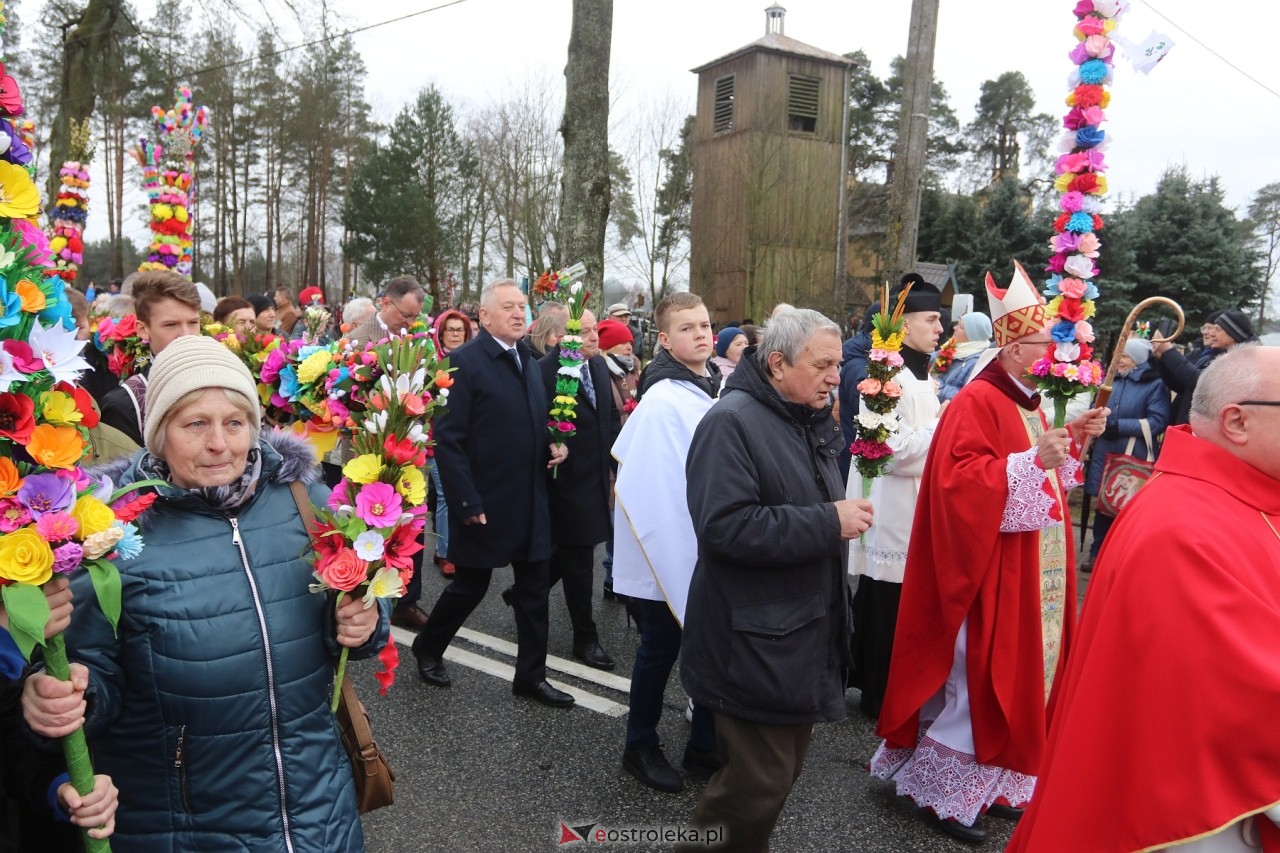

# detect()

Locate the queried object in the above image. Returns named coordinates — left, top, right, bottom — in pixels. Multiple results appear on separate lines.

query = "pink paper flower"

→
left=857, top=378, right=883, bottom=395
left=882, top=381, right=903, bottom=398
left=1074, top=321, right=1096, bottom=343
left=355, top=482, right=403, bottom=528
left=36, top=511, right=79, bottom=543
left=1059, top=278, right=1088, bottom=299
left=886, top=352, right=905, bottom=368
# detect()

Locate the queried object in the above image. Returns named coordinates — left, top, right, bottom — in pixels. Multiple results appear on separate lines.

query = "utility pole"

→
left=885, top=0, right=940, bottom=281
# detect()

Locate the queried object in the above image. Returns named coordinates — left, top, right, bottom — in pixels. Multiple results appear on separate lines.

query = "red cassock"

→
left=876, top=363, right=1078, bottom=776
left=1009, top=426, right=1280, bottom=852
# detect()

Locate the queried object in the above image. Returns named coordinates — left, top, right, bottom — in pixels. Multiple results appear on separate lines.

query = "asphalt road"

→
left=350, top=542, right=1078, bottom=852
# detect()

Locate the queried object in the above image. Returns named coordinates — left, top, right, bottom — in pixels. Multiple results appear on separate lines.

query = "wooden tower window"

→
left=713, top=75, right=735, bottom=134
left=788, top=74, right=819, bottom=133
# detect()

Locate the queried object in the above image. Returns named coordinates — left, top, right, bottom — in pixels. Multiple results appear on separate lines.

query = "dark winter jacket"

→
left=1085, top=362, right=1171, bottom=496
left=538, top=349, right=622, bottom=547
left=67, top=431, right=388, bottom=852
left=1151, top=345, right=1224, bottom=426
left=680, top=356, right=852, bottom=726
left=435, top=328, right=554, bottom=567
left=638, top=346, right=721, bottom=401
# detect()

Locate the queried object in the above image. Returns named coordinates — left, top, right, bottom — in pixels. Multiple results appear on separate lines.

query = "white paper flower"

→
left=1054, top=342, right=1081, bottom=362
left=856, top=410, right=898, bottom=432
left=353, top=530, right=385, bottom=562
left=27, top=320, right=91, bottom=385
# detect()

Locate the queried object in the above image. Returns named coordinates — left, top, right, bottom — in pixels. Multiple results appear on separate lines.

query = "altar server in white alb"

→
left=846, top=277, right=946, bottom=720
left=612, top=292, right=723, bottom=794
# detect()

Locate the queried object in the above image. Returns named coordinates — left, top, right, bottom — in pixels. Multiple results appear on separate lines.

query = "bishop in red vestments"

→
left=1010, top=346, right=1280, bottom=853
left=869, top=267, right=1108, bottom=843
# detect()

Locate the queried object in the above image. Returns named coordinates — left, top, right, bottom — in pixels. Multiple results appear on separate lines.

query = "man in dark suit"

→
left=412, top=279, right=575, bottom=708
left=537, top=309, right=622, bottom=671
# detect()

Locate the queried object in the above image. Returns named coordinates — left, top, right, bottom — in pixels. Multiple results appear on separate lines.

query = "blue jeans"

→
left=428, top=457, right=448, bottom=559
left=625, top=599, right=716, bottom=753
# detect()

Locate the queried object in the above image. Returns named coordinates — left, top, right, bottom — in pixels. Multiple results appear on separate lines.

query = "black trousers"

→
left=413, top=560, right=551, bottom=685
left=548, top=544, right=598, bottom=646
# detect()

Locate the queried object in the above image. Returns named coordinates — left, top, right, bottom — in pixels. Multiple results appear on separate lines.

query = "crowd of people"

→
left=4, top=266, right=1276, bottom=852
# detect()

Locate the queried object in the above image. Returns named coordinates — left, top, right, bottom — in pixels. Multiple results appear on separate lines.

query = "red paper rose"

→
left=316, top=546, right=367, bottom=592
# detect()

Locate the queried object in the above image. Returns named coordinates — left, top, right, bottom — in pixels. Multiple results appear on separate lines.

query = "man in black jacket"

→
left=412, top=279, right=574, bottom=708
left=680, top=309, right=873, bottom=850
left=537, top=310, right=621, bottom=670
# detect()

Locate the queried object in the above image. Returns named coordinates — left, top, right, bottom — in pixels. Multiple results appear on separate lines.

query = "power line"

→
left=1137, top=0, right=1280, bottom=101
left=87, top=0, right=472, bottom=98
left=186, top=0, right=473, bottom=77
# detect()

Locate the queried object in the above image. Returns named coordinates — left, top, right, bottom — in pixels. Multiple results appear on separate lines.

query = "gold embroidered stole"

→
left=1020, top=407, right=1069, bottom=703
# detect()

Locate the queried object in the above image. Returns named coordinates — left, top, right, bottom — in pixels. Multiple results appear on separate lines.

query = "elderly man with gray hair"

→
left=679, top=308, right=874, bottom=851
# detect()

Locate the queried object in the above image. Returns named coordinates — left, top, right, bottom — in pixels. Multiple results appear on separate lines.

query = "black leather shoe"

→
left=681, top=745, right=723, bottom=780
left=500, top=585, right=516, bottom=607
left=622, top=745, right=683, bottom=793
left=573, top=641, right=616, bottom=671
left=512, top=680, right=574, bottom=708
left=986, top=803, right=1024, bottom=820
left=413, top=647, right=451, bottom=688
left=932, top=814, right=987, bottom=844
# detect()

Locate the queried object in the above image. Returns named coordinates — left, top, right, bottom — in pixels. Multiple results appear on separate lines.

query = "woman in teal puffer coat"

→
left=23, top=336, right=389, bottom=852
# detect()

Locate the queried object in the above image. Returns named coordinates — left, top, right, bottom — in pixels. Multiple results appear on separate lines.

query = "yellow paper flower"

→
left=297, top=350, right=332, bottom=385
left=16, top=279, right=46, bottom=313
left=395, top=466, right=426, bottom=506
left=26, top=425, right=86, bottom=470
left=82, top=525, right=125, bottom=560
left=40, top=391, right=83, bottom=426
left=0, top=161, right=41, bottom=219
left=362, top=566, right=404, bottom=606
left=72, top=495, right=117, bottom=540
left=343, top=454, right=383, bottom=485
left=1053, top=173, right=1075, bottom=193
left=0, top=528, right=55, bottom=585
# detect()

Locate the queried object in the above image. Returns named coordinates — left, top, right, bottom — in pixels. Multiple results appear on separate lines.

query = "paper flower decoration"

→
left=132, top=87, right=208, bottom=279
left=1035, top=0, right=1124, bottom=426
left=850, top=283, right=913, bottom=480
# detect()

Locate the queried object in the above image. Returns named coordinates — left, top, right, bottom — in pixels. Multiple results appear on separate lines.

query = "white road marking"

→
left=390, top=626, right=630, bottom=717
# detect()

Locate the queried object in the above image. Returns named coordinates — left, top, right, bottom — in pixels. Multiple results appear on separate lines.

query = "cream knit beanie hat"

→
left=144, top=335, right=262, bottom=454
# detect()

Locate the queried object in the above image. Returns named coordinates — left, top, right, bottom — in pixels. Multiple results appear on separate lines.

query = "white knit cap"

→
left=143, top=335, right=262, bottom=454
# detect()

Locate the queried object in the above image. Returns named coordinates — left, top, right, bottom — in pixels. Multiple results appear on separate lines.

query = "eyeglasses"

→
left=387, top=299, right=419, bottom=323
left=1236, top=400, right=1280, bottom=407
left=1017, top=338, right=1054, bottom=346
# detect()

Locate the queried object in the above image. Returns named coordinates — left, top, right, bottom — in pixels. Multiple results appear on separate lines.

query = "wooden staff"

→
left=1082, top=296, right=1185, bottom=459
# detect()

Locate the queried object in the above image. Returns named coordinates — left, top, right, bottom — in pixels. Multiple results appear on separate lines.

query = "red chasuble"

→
left=876, top=361, right=1078, bottom=776
left=1009, top=426, right=1280, bottom=853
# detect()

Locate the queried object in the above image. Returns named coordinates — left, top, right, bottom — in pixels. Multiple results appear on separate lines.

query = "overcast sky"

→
left=344, top=0, right=1279, bottom=213
left=91, top=0, right=1280, bottom=267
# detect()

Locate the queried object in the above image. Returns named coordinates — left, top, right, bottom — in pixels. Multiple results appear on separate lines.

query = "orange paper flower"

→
left=25, top=424, right=86, bottom=470
left=15, top=279, right=46, bottom=313
left=0, top=457, right=21, bottom=495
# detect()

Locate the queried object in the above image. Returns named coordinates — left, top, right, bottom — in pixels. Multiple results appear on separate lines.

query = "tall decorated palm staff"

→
left=536, top=309, right=621, bottom=671
left=132, top=87, right=207, bottom=279
left=870, top=267, right=1108, bottom=844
